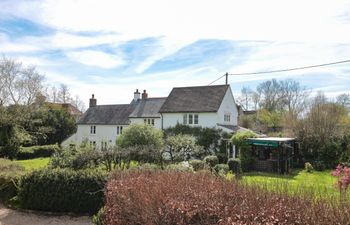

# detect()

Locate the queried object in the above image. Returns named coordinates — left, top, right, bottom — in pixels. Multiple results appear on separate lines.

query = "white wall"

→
left=162, top=112, right=218, bottom=129
left=62, top=124, right=127, bottom=149
left=217, top=87, right=238, bottom=125
left=129, top=117, right=162, bottom=129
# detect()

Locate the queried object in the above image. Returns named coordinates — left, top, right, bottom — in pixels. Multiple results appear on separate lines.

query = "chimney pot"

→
left=142, top=90, right=148, bottom=99
left=133, top=89, right=141, bottom=102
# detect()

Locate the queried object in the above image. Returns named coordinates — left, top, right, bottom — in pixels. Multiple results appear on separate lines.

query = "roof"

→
left=247, top=137, right=295, bottom=147
left=77, top=104, right=136, bottom=125
left=159, top=85, right=229, bottom=113
left=248, top=137, right=295, bottom=142
left=45, top=102, right=82, bottom=116
left=129, top=98, right=166, bottom=118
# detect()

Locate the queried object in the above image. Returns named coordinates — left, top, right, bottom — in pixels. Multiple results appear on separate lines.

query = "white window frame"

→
left=90, top=125, right=96, bottom=134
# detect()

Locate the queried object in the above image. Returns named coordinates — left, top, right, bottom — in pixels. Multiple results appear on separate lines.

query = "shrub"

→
left=18, top=168, right=107, bottom=214
left=189, top=160, right=206, bottom=171
left=104, top=170, right=350, bottom=225
left=71, top=148, right=101, bottom=170
left=93, top=207, right=105, bottom=225
left=17, top=144, right=60, bottom=159
left=203, top=155, right=219, bottom=169
left=313, top=160, right=326, bottom=171
left=227, top=158, right=242, bottom=175
left=166, top=162, right=193, bottom=172
left=49, top=148, right=75, bottom=168
left=231, top=131, right=257, bottom=172
left=213, top=163, right=229, bottom=174
left=304, top=162, right=314, bottom=173
left=0, top=159, right=24, bottom=202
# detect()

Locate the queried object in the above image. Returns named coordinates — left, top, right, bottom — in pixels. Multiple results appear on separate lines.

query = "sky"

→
left=1, top=0, right=350, bottom=106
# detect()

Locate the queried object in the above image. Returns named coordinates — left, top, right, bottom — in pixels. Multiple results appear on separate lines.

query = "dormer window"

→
left=90, top=125, right=96, bottom=134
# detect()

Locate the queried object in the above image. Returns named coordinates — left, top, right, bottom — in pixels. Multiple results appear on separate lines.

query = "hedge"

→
left=0, top=159, right=24, bottom=202
left=17, top=144, right=60, bottom=159
left=18, top=168, right=107, bottom=214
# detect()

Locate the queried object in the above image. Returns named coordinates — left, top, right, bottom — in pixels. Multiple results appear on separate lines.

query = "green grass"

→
left=16, top=157, right=50, bottom=171
left=238, top=169, right=348, bottom=201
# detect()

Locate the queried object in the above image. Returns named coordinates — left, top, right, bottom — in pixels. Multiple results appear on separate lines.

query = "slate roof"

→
left=77, top=104, right=136, bottom=125
left=159, top=85, right=229, bottom=113
left=129, top=97, right=167, bottom=118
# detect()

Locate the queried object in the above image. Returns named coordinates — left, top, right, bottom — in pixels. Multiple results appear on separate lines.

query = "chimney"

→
left=142, top=90, right=148, bottom=99
left=89, top=94, right=97, bottom=107
left=133, top=89, right=140, bottom=102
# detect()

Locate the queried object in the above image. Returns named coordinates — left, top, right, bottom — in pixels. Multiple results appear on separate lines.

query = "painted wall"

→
left=162, top=112, right=218, bottom=129
left=217, top=87, right=238, bottom=125
left=129, top=117, right=162, bottom=129
left=62, top=124, right=127, bottom=149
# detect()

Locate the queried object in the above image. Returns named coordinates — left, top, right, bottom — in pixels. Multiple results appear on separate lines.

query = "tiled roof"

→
left=159, top=85, right=229, bottom=113
left=77, top=104, right=136, bottom=125
left=129, top=98, right=166, bottom=118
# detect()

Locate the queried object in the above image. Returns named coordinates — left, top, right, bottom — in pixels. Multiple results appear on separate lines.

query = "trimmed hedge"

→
left=18, top=168, right=107, bottom=214
left=0, top=159, right=24, bottom=202
left=189, top=160, right=206, bottom=171
left=213, top=163, right=229, bottom=174
left=203, top=155, right=219, bottom=169
left=227, top=158, right=242, bottom=174
left=17, top=144, right=60, bottom=159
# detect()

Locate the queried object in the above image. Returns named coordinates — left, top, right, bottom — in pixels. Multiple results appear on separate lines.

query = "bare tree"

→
left=18, top=66, right=44, bottom=105
left=336, top=93, right=350, bottom=108
left=256, top=79, right=284, bottom=111
left=280, top=79, right=309, bottom=116
left=58, top=83, right=71, bottom=103
left=237, top=86, right=253, bottom=110
left=0, top=56, right=22, bottom=105
left=71, top=95, right=86, bottom=112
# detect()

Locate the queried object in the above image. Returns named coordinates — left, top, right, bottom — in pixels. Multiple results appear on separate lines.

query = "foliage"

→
left=164, top=134, right=203, bottom=162
left=331, top=164, right=350, bottom=191
left=165, top=162, right=193, bottom=172
left=104, top=170, right=350, bottom=225
left=17, top=144, right=60, bottom=159
left=203, top=155, right=219, bottom=169
left=18, top=168, right=107, bottom=214
left=164, top=124, right=227, bottom=160
left=227, top=158, right=242, bottom=175
left=116, top=123, right=164, bottom=149
left=93, top=207, right=106, bottom=225
left=0, top=159, right=24, bottom=202
left=304, top=162, right=314, bottom=173
left=189, top=159, right=206, bottom=171
left=49, top=147, right=76, bottom=169
left=16, top=157, right=50, bottom=170
left=213, top=163, right=229, bottom=175
left=231, top=131, right=257, bottom=172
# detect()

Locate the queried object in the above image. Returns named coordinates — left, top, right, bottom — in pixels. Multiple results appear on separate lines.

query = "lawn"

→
left=16, top=158, right=50, bottom=171
left=240, top=169, right=347, bottom=201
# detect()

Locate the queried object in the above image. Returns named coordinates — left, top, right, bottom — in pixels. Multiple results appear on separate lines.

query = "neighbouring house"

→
left=62, top=85, right=242, bottom=153
left=45, top=102, right=83, bottom=121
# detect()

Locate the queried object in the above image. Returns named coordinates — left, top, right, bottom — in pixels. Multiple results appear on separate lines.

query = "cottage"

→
left=62, top=85, right=241, bottom=149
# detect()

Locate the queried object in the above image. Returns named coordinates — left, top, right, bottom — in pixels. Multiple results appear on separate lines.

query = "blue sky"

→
left=1, top=0, right=350, bottom=106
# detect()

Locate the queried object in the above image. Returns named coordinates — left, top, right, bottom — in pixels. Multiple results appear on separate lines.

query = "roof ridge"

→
left=172, top=84, right=228, bottom=89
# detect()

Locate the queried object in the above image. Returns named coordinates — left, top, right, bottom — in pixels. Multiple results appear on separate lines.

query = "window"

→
left=117, top=126, right=120, bottom=135
left=194, top=114, right=198, bottom=124
left=183, top=114, right=187, bottom=125
left=101, top=141, right=107, bottom=150
left=148, top=119, right=150, bottom=124
left=120, top=126, right=123, bottom=134
left=151, top=119, right=155, bottom=126
left=189, top=114, right=193, bottom=124
left=90, top=126, right=96, bottom=134
left=144, top=119, right=147, bottom=124
left=89, top=141, right=96, bottom=150
left=224, top=114, right=231, bottom=122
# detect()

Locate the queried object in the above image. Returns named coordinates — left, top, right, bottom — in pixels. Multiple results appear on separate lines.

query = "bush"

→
left=166, top=162, right=193, bottom=172
left=18, top=168, right=107, bottom=214
left=203, top=155, right=219, bottom=169
left=231, top=131, right=257, bottom=172
left=227, top=158, right=242, bottom=175
left=71, top=149, right=101, bottom=170
left=213, top=164, right=229, bottom=174
left=104, top=170, right=350, bottom=225
left=189, top=160, right=206, bottom=171
left=313, top=160, right=326, bottom=171
left=17, top=144, right=60, bottom=159
left=93, top=207, right=105, bottom=225
left=0, top=159, right=24, bottom=202
left=304, top=162, right=314, bottom=173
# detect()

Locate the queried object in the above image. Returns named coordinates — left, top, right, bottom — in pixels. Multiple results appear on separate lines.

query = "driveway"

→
left=0, top=204, right=91, bottom=225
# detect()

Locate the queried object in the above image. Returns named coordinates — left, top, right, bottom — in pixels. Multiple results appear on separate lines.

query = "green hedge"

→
left=17, top=144, right=60, bottom=159
left=18, top=168, right=107, bottom=214
left=0, top=159, right=24, bottom=202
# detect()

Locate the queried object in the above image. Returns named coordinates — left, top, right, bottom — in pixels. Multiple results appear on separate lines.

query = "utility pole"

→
left=225, top=72, right=228, bottom=85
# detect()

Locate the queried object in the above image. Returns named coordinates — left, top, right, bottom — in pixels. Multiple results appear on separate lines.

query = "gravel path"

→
left=0, top=204, right=91, bottom=225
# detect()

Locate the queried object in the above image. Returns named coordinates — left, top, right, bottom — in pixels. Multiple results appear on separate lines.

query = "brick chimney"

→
left=142, top=90, right=148, bottom=99
left=89, top=94, right=97, bottom=107
left=133, top=89, right=140, bottom=102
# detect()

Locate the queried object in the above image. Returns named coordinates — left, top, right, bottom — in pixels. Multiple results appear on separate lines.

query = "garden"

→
left=1, top=124, right=350, bottom=225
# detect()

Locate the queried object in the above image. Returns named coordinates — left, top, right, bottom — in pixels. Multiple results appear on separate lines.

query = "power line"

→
left=208, top=73, right=226, bottom=85
left=208, top=59, right=350, bottom=85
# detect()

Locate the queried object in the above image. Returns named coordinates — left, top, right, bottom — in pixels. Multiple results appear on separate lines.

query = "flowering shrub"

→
left=104, top=170, right=350, bottom=225
left=304, top=162, right=314, bottom=173
left=331, top=164, right=350, bottom=191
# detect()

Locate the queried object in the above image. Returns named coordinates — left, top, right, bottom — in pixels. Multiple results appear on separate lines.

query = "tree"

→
left=0, top=56, right=44, bottom=105
left=336, top=93, right=350, bottom=108
left=231, top=131, right=257, bottom=171
left=280, top=79, right=309, bottom=116
left=164, top=134, right=202, bottom=162
left=256, top=79, right=284, bottom=112
left=237, top=86, right=253, bottom=110
left=116, top=123, right=164, bottom=148
left=58, top=84, right=71, bottom=103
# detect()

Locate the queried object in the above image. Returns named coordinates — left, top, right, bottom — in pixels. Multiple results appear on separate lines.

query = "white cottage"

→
left=62, top=85, right=241, bottom=150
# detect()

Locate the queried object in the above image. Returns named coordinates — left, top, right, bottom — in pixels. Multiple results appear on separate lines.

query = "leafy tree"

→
left=164, top=134, right=203, bottom=162
left=116, top=123, right=164, bottom=148
left=231, top=131, right=257, bottom=171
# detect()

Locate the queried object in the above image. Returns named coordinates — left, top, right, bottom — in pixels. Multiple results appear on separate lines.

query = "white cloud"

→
left=66, top=50, right=124, bottom=69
